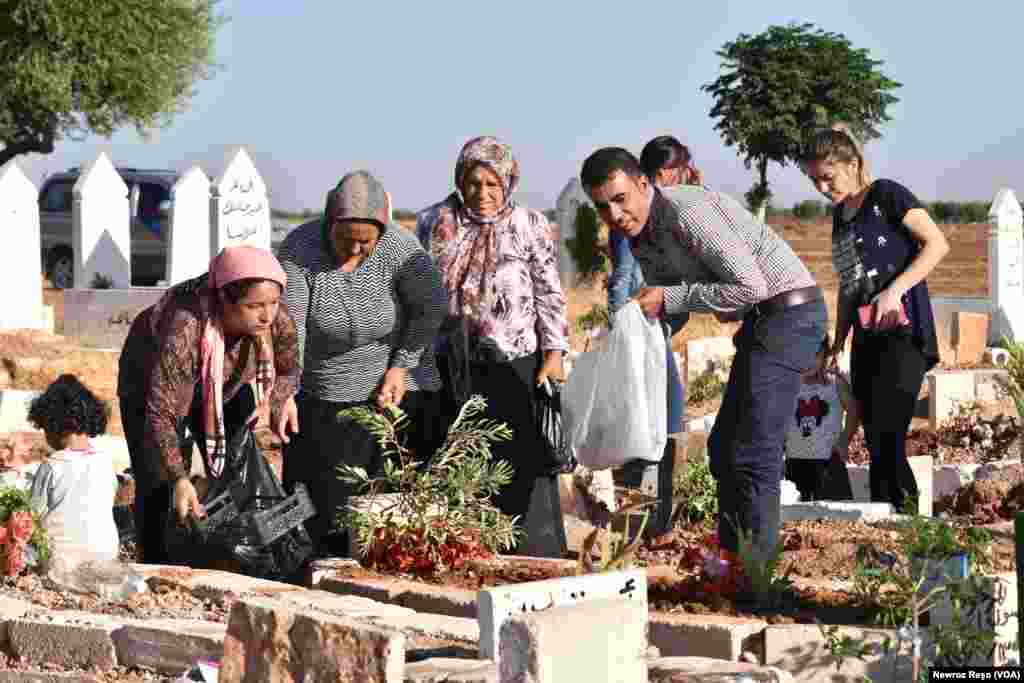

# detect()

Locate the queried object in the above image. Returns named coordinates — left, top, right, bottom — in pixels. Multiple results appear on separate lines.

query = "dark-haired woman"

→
left=117, top=245, right=301, bottom=564
left=29, top=374, right=118, bottom=570
left=800, top=125, right=948, bottom=511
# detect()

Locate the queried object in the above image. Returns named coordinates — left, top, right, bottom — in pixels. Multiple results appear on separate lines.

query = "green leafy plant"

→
left=687, top=364, right=727, bottom=406
left=818, top=622, right=883, bottom=682
left=577, top=500, right=650, bottom=575
left=0, top=486, right=50, bottom=576
left=670, top=457, right=718, bottom=525
left=995, top=338, right=1024, bottom=425
left=89, top=273, right=114, bottom=289
left=336, top=395, right=522, bottom=575
left=574, top=304, right=610, bottom=338
left=734, top=521, right=795, bottom=608
left=564, top=203, right=609, bottom=285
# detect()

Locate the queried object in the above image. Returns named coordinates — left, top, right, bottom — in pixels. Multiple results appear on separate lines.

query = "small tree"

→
left=565, top=203, right=609, bottom=285
left=703, top=22, right=900, bottom=220
left=0, top=0, right=225, bottom=166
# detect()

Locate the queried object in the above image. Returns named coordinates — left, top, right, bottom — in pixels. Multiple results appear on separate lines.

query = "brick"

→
left=929, top=371, right=976, bottom=430
left=499, top=598, right=647, bottom=683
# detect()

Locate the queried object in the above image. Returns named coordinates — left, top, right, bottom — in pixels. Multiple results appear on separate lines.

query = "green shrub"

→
left=792, top=199, right=827, bottom=220
left=565, top=203, right=609, bottom=284
left=687, top=364, right=727, bottom=406
left=671, top=458, right=718, bottom=525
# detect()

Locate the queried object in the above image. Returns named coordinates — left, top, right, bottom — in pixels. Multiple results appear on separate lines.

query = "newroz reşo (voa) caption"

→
left=930, top=668, right=1022, bottom=681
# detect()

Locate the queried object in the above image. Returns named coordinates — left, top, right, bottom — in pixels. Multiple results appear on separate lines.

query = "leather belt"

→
left=751, top=285, right=823, bottom=318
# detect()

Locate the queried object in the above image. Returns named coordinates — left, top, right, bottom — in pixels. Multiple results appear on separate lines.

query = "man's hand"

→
left=535, top=350, right=565, bottom=387
left=376, top=367, right=408, bottom=409
left=832, top=442, right=850, bottom=463
left=632, top=287, right=665, bottom=319
left=173, top=477, right=205, bottom=525
left=274, top=395, right=299, bottom=444
left=872, top=287, right=909, bottom=331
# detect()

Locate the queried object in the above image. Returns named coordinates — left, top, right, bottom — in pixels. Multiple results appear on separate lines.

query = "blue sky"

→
left=16, top=1, right=1024, bottom=214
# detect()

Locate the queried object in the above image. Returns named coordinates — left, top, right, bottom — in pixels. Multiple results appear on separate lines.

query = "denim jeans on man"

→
left=708, top=299, right=827, bottom=560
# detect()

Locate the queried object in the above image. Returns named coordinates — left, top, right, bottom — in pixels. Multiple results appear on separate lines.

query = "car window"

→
left=137, top=183, right=171, bottom=217
left=40, top=180, right=74, bottom=212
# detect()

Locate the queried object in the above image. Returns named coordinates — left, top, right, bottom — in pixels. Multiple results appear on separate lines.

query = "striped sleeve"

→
left=278, top=227, right=313, bottom=365
left=662, top=198, right=768, bottom=315
left=390, top=240, right=447, bottom=370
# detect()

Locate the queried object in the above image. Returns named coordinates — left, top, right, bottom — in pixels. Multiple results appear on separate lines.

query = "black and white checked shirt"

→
left=629, top=186, right=816, bottom=316
left=277, top=220, right=447, bottom=403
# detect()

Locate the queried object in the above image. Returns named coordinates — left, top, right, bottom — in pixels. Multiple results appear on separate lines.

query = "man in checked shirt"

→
left=581, top=147, right=827, bottom=585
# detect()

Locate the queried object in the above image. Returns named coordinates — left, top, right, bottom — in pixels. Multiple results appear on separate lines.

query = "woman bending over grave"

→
left=415, top=136, right=570, bottom=534
left=117, top=246, right=300, bottom=564
left=800, top=124, right=948, bottom=511
left=28, top=374, right=119, bottom=567
left=277, top=171, right=448, bottom=558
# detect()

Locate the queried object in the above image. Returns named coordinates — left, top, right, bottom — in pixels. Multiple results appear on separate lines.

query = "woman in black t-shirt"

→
left=800, top=125, right=949, bottom=512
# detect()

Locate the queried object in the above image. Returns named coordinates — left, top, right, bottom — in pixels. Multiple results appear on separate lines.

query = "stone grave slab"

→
left=954, top=311, right=990, bottom=365
left=0, top=160, right=44, bottom=330
left=211, top=147, right=271, bottom=255
left=405, top=657, right=497, bottom=683
left=648, top=612, right=766, bottom=662
left=780, top=501, right=894, bottom=523
left=0, top=390, right=40, bottom=432
left=988, top=188, right=1024, bottom=344
left=110, top=618, right=225, bottom=674
left=499, top=597, right=648, bottom=683
left=72, top=152, right=130, bottom=289
left=166, top=166, right=212, bottom=285
left=648, top=656, right=793, bottom=683
left=477, top=567, right=646, bottom=660
left=928, top=371, right=976, bottom=430
left=763, top=624, right=909, bottom=683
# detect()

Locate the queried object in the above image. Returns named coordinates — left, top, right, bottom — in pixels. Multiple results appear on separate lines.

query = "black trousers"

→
left=437, top=353, right=544, bottom=523
left=851, top=332, right=926, bottom=511
left=120, top=383, right=255, bottom=565
left=282, top=390, right=443, bottom=559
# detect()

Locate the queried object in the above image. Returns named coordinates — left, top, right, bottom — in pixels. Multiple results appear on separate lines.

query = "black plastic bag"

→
left=535, top=379, right=576, bottom=476
left=164, top=425, right=315, bottom=582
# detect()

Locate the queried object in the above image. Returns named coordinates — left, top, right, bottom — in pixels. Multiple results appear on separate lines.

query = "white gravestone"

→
left=0, top=160, right=44, bottom=329
left=988, top=188, right=1024, bottom=344
left=210, top=147, right=271, bottom=255
left=73, top=152, right=131, bottom=289
left=166, top=166, right=212, bottom=285
left=477, top=567, right=646, bottom=661
left=555, top=177, right=592, bottom=290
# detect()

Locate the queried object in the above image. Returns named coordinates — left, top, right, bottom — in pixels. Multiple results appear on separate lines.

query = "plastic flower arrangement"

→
left=0, top=487, right=49, bottom=577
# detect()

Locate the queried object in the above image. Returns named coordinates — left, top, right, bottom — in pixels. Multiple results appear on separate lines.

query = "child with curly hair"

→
left=27, top=374, right=119, bottom=566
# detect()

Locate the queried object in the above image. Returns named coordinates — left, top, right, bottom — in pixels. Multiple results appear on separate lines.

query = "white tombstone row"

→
left=166, top=166, right=212, bottom=285
left=73, top=152, right=132, bottom=289
left=0, top=160, right=45, bottom=329
left=555, top=177, right=592, bottom=290
left=210, top=147, right=271, bottom=256
left=988, top=188, right=1024, bottom=344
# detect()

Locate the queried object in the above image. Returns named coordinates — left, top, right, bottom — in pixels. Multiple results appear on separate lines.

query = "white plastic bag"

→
left=562, top=301, right=667, bottom=469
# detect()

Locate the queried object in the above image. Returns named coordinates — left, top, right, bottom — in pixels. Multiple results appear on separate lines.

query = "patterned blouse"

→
left=416, top=197, right=569, bottom=361
left=117, top=293, right=301, bottom=482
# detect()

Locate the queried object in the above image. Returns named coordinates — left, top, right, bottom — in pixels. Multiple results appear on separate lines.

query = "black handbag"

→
left=164, top=425, right=316, bottom=582
left=535, top=379, right=577, bottom=476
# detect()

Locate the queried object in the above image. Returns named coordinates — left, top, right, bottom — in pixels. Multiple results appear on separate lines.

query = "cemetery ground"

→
left=0, top=216, right=1015, bottom=680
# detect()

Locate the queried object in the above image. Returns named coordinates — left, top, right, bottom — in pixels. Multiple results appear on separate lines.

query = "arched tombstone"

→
left=73, top=152, right=131, bottom=289
left=555, top=177, right=593, bottom=290
left=166, top=166, right=212, bottom=285
left=0, top=160, right=44, bottom=329
left=987, top=188, right=1024, bottom=344
left=210, top=147, right=271, bottom=255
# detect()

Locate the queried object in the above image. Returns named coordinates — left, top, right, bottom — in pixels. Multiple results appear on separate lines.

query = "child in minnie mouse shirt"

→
left=783, top=337, right=861, bottom=501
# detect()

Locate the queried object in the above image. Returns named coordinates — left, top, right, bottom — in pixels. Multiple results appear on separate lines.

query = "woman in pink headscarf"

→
left=117, top=245, right=301, bottom=564
left=416, top=136, right=569, bottom=529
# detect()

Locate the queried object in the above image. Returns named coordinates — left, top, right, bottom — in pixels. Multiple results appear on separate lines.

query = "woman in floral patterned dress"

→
left=416, top=136, right=570, bottom=525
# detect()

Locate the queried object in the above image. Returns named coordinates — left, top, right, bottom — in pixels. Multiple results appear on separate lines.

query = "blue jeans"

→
left=709, top=299, right=827, bottom=559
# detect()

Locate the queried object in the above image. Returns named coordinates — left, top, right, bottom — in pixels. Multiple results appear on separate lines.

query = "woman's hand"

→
left=871, top=287, right=908, bottom=331
left=536, top=350, right=565, bottom=387
left=274, top=395, right=299, bottom=444
left=376, top=367, right=408, bottom=410
left=632, top=287, right=665, bottom=319
left=173, top=477, right=205, bottom=525
left=831, top=442, right=850, bottom=463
